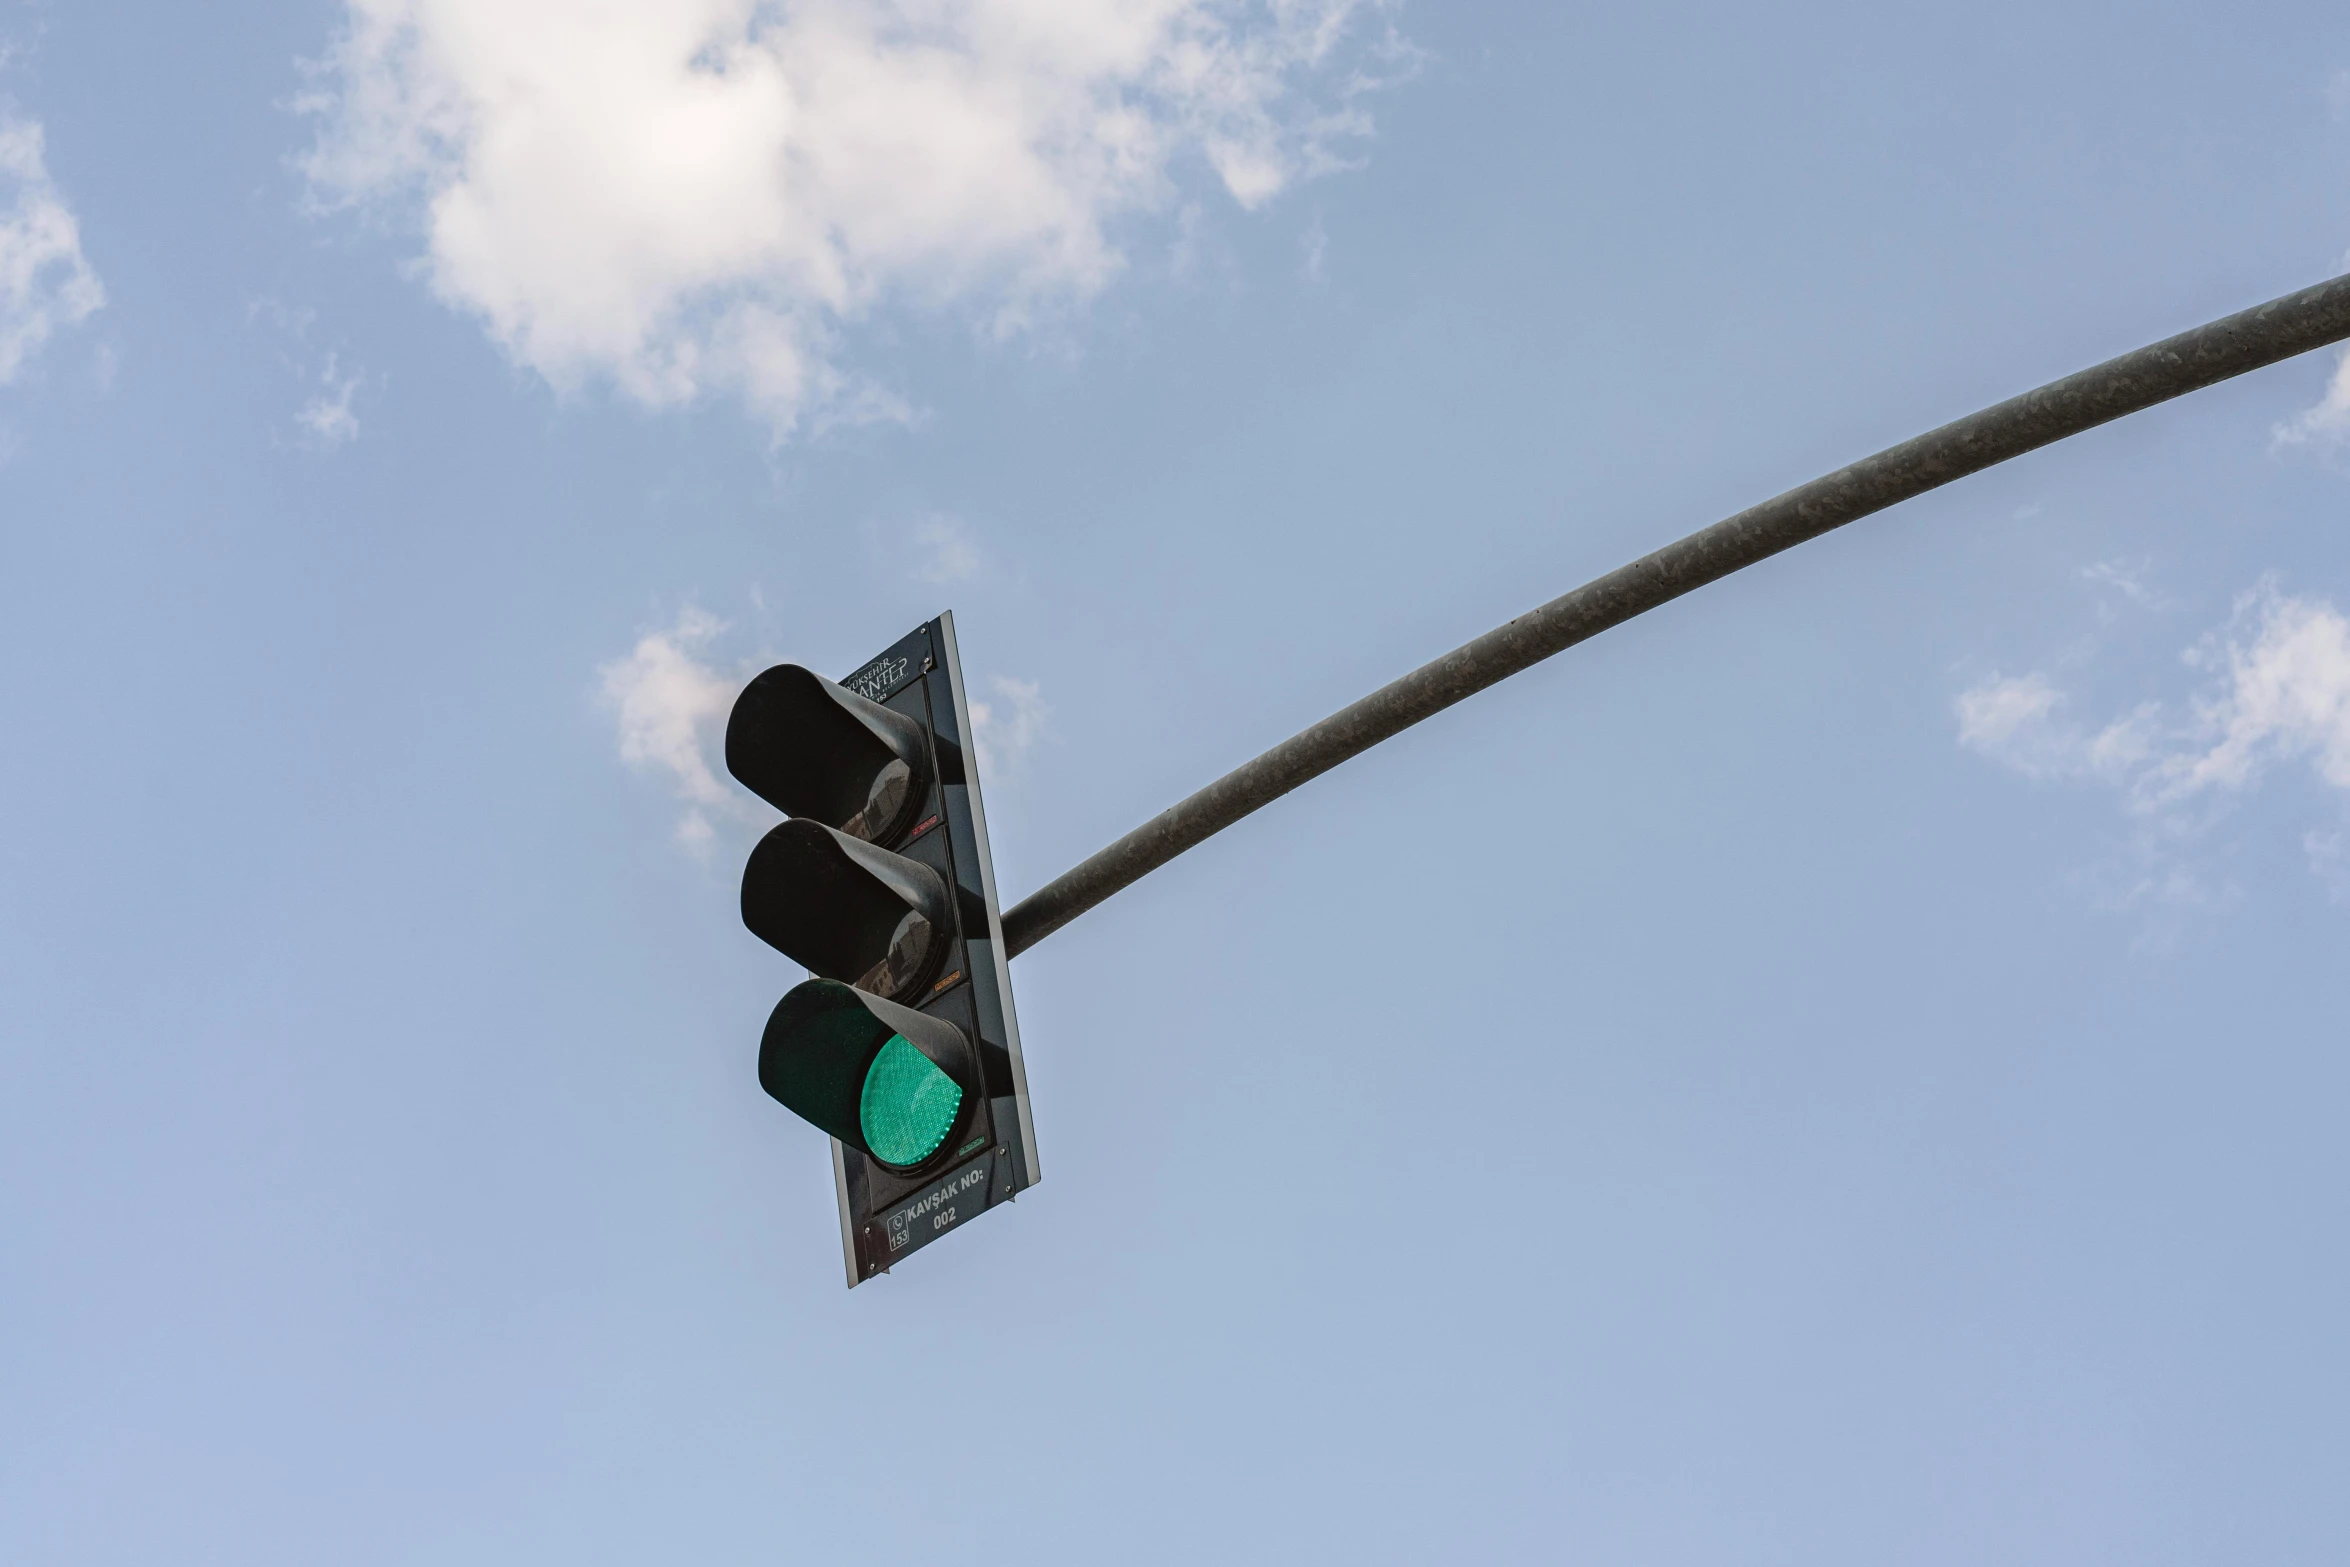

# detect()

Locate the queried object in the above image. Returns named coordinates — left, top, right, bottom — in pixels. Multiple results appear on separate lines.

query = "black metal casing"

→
left=733, top=614, right=1039, bottom=1285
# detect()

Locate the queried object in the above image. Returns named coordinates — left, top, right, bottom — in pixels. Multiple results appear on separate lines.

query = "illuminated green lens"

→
left=859, top=1035, right=963, bottom=1166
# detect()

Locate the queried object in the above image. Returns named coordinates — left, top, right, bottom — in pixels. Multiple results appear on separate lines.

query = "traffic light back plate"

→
left=736, top=613, right=1038, bottom=1284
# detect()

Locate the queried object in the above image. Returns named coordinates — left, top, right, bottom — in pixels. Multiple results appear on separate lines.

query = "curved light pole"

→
left=1002, top=274, right=2350, bottom=957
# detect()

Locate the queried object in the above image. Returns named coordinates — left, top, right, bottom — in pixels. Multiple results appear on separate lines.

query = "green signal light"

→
left=860, top=1034, right=964, bottom=1166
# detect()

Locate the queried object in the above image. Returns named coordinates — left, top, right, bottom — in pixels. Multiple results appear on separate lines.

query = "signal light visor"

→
left=741, top=821, right=951, bottom=1005
left=724, top=664, right=932, bottom=845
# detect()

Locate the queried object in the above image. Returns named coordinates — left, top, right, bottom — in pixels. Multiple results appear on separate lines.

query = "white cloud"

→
left=249, top=299, right=370, bottom=445
left=1954, top=670, right=2156, bottom=783
left=1958, top=583, right=2350, bottom=890
left=598, top=607, right=1053, bottom=848
left=298, top=353, right=363, bottom=444
left=301, top=0, right=1405, bottom=434
left=970, top=672, right=1050, bottom=783
left=912, top=513, right=982, bottom=585
left=2274, top=344, right=2350, bottom=450
left=2141, top=585, right=2350, bottom=803
left=2080, top=557, right=2166, bottom=612
left=0, top=116, right=103, bottom=385
left=2307, top=827, right=2350, bottom=901
left=599, top=607, right=753, bottom=849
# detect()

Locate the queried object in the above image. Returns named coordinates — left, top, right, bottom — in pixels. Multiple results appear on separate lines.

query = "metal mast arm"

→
left=1002, top=275, right=2350, bottom=957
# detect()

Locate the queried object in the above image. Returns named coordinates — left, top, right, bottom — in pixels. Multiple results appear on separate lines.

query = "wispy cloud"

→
left=2079, top=557, right=2167, bottom=612
left=599, top=608, right=1048, bottom=850
left=2273, top=345, right=2350, bottom=451
left=0, top=115, right=102, bottom=385
left=249, top=298, right=370, bottom=447
left=969, top=674, right=1052, bottom=786
left=1954, top=671, right=2158, bottom=784
left=599, top=607, right=753, bottom=852
left=1957, top=580, right=2350, bottom=892
left=300, top=0, right=1410, bottom=436
left=911, top=515, right=982, bottom=587
left=2307, top=827, right=2350, bottom=902
left=297, top=353, right=363, bottom=444
left=2138, top=586, right=2350, bottom=803
left=1300, top=209, right=1328, bottom=282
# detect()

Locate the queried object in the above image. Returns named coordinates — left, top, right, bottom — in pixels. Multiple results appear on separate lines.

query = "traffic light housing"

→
left=727, top=614, right=1038, bottom=1284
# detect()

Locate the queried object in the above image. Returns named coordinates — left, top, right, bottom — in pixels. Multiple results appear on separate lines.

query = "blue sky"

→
left=6, top=1, right=2350, bottom=1561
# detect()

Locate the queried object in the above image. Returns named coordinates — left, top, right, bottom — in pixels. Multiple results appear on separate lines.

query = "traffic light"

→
left=726, top=614, right=1039, bottom=1284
